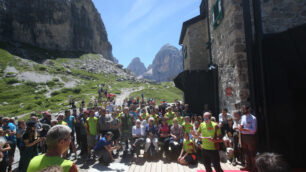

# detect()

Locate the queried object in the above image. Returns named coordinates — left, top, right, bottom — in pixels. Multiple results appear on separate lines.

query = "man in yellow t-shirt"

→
left=191, top=112, right=223, bottom=172
left=27, top=125, right=78, bottom=172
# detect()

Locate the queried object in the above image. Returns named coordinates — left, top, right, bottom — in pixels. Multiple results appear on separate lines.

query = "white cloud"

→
left=120, top=0, right=156, bottom=28
left=118, top=0, right=200, bottom=47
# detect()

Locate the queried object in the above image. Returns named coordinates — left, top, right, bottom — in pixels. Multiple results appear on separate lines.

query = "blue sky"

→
left=92, top=0, right=202, bottom=68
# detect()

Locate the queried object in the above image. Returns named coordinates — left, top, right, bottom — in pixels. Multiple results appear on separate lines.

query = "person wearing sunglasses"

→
left=191, top=112, right=223, bottom=172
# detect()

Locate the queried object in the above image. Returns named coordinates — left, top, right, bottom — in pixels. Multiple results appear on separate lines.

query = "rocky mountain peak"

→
left=0, top=0, right=114, bottom=61
left=127, top=57, right=147, bottom=77
left=137, top=44, right=183, bottom=82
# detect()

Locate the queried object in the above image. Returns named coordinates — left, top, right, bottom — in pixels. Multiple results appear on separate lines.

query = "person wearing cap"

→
left=94, top=132, right=120, bottom=166
left=1, top=117, right=17, bottom=172
left=20, top=121, right=45, bottom=172
left=27, top=125, right=78, bottom=172
left=132, top=119, right=145, bottom=157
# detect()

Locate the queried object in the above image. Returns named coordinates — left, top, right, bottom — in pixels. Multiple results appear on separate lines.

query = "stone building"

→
left=175, top=0, right=306, bottom=168
left=174, top=14, right=218, bottom=115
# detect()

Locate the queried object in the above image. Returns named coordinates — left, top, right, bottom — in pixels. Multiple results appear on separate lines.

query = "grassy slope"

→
left=130, top=82, right=183, bottom=104
left=0, top=49, right=182, bottom=118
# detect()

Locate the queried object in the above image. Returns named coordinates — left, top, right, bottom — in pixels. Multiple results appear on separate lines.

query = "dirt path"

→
left=115, top=86, right=144, bottom=106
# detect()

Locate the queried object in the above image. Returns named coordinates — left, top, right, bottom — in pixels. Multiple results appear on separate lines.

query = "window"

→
left=212, top=0, right=223, bottom=29
left=183, top=46, right=187, bottom=59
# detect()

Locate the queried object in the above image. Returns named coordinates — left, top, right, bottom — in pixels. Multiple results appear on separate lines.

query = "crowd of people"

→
left=0, top=87, right=289, bottom=172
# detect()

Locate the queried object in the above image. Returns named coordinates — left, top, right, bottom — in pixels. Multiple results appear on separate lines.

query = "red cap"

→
left=84, top=110, right=89, bottom=114
left=44, top=111, right=50, bottom=115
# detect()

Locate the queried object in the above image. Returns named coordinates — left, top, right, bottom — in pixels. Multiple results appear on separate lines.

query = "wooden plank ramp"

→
left=130, top=160, right=243, bottom=172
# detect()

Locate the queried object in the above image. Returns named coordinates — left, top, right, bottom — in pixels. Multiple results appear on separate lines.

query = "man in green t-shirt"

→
left=165, top=107, right=175, bottom=126
left=182, top=116, right=193, bottom=134
left=85, top=110, right=98, bottom=159
left=191, top=112, right=223, bottom=172
left=27, top=125, right=78, bottom=172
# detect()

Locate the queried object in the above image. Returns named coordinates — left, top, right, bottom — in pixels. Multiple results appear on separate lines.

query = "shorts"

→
left=121, top=130, right=132, bottom=141
left=87, top=135, right=97, bottom=148
left=184, top=153, right=197, bottom=164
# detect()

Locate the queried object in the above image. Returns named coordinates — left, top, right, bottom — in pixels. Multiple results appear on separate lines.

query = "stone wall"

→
left=183, top=19, right=210, bottom=71
left=208, top=0, right=250, bottom=113
left=261, top=0, right=306, bottom=34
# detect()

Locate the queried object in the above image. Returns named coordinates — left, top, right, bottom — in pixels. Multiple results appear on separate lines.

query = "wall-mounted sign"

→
left=212, top=0, right=223, bottom=29
left=225, top=87, right=232, bottom=96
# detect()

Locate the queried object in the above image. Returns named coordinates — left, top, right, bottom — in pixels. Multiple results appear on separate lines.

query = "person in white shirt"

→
left=239, top=106, right=257, bottom=171
left=132, top=120, right=145, bottom=157
left=218, top=108, right=232, bottom=127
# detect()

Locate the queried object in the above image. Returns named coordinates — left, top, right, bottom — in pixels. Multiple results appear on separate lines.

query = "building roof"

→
left=179, top=15, right=205, bottom=45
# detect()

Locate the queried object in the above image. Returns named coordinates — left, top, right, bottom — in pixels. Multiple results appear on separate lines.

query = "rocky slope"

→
left=0, top=0, right=114, bottom=61
left=127, top=57, right=147, bottom=77
left=139, top=44, right=183, bottom=82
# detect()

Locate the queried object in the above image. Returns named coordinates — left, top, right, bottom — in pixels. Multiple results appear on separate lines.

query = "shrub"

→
left=38, top=66, right=47, bottom=71
left=35, top=100, right=43, bottom=105
left=24, top=81, right=38, bottom=87
left=61, top=88, right=72, bottom=93
left=6, top=78, right=19, bottom=84
left=52, top=78, right=60, bottom=82
left=25, top=103, right=37, bottom=110
left=51, top=91, right=60, bottom=96
left=73, top=88, right=81, bottom=94
left=46, top=81, right=56, bottom=87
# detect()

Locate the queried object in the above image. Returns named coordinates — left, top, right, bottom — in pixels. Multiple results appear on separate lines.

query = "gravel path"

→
left=115, top=87, right=144, bottom=106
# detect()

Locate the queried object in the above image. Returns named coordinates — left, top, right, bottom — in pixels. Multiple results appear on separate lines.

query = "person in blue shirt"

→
left=1, top=117, right=17, bottom=172
left=64, top=110, right=77, bottom=159
left=144, top=118, right=158, bottom=153
left=94, top=132, right=120, bottom=166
